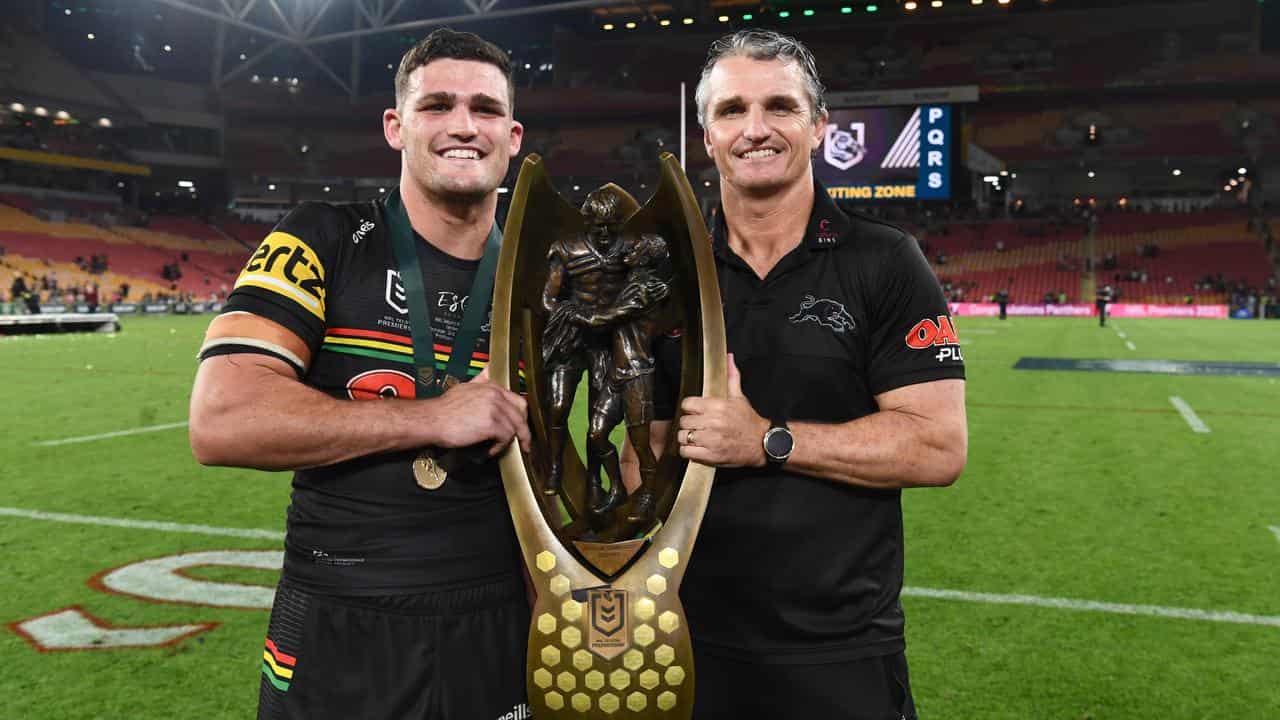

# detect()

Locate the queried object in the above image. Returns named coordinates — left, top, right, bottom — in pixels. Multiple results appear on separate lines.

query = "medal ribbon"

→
left=384, top=188, right=502, bottom=399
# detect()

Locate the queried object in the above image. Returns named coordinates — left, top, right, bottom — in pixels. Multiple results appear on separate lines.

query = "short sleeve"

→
left=221, top=202, right=342, bottom=355
left=866, top=232, right=966, bottom=395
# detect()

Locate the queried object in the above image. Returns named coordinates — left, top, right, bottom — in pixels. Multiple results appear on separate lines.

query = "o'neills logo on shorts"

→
left=587, top=588, right=629, bottom=660
left=494, top=703, right=531, bottom=720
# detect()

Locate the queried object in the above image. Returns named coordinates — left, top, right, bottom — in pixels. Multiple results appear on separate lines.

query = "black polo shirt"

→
left=654, top=176, right=964, bottom=664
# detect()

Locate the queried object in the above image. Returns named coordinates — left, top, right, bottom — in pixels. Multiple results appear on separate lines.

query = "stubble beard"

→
left=407, top=143, right=501, bottom=206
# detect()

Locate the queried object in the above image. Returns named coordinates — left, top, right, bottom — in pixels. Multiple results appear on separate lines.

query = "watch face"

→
left=764, top=428, right=793, bottom=460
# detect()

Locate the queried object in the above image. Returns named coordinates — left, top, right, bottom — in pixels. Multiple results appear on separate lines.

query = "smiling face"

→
left=701, top=55, right=825, bottom=198
left=384, top=58, right=523, bottom=202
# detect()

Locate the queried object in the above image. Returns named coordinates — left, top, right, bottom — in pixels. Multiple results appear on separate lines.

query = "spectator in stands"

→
left=23, top=287, right=40, bottom=314
left=84, top=282, right=99, bottom=313
left=118, top=281, right=131, bottom=300
left=11, top=274, right=29, bottom=305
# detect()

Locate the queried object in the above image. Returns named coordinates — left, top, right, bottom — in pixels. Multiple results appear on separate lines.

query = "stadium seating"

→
left=1093, top=210, right=1270, bottom=303
left=923, top=210, right=1275, bottom=306
left=0, top=198, right=249, bottom=300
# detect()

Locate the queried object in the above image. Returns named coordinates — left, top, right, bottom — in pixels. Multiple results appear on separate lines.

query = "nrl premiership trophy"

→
left=488, top=153, right=725, bottom=719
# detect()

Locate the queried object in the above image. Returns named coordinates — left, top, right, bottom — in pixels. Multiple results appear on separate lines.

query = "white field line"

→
left=1169, top=396, right=1211, bottom=434
left=3, top=507, right=1276, bottom=629
left=902, top=587, right=1280, bottom=629
left=1270, top=526, right=1280, bottom=544
left=1117, top=331, right=1128, bottom=339
left=1125, top=340, right=1137, bottom=351
left=35, top=421, right=189, bottom=447
left=0, top=507, right=283, bottom=540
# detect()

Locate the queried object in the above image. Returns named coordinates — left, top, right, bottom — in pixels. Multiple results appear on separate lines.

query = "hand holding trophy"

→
left=488, top=153, right=725, bottom=718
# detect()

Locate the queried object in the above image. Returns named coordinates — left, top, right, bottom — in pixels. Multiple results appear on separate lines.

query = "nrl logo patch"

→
left=824, top=122, right=867, bottom=171
left=587, top=587, right=628, bottom=660
left=385, top=269, right=407, bottom=315
left=789, top=295, right=857, bottom=333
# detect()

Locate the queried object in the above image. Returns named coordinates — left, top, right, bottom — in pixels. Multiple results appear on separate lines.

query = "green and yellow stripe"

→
left=321, top=327, right=489, bottom=376
left=261, top=638, right=296, bottom=692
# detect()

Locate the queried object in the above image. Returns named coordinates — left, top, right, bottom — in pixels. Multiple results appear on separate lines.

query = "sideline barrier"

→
left=949, top=302, right=1229, bottom=318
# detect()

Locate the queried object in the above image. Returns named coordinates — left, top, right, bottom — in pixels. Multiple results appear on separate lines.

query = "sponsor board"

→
left=1109, top=304, right=1228, bottom=319
left=948, top=303, right=1228, bottom=319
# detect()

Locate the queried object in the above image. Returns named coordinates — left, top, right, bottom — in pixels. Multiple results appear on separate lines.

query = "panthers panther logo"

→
left=824, top=122, right=867, bottom=171
left=789, top=295, right=857, bottom=334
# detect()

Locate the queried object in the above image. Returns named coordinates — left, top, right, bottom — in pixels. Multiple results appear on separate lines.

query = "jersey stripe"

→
left=323, top=336, right=413, bottom=356
left=323, top=345, right=412, bottom=364
left=324, top=327, right=412, bottom=345
left=235, top=275, right=323, bottom=319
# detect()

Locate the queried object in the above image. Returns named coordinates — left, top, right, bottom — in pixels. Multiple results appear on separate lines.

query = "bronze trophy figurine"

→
left=541, top=186, right=671, bottom=525
left=488, top=153, right=725, bottom=719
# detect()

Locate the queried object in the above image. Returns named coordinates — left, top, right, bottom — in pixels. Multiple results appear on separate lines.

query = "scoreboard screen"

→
left=814, top=104, right=954, bottom=202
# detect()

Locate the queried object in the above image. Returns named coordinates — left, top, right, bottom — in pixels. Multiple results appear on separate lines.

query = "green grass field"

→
left=1, top=314, right=1278, bottom=719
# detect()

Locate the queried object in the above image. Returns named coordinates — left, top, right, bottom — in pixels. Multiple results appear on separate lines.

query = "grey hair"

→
left=693, top=30, right=827, bottom=128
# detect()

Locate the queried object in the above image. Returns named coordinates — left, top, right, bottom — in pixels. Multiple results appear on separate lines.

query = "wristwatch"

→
left=762, top=417, right=794, bottom=466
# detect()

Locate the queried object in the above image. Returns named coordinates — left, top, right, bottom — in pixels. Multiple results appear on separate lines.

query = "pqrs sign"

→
left=917, top=105, right=951, bottom=200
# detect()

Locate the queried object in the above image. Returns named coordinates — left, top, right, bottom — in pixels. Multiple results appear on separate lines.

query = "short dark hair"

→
left=394, top=28, right=514, bottom=112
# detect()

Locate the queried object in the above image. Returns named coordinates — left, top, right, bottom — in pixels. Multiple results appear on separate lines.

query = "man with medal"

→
left=189, top=29, right=533, bottom=719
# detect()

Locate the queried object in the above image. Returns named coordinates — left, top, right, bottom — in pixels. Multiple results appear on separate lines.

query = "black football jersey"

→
left=220, top=195, right=521, bottom=594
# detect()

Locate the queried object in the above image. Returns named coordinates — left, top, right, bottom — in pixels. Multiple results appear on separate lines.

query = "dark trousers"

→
left=692, top=650, right=918, bottom=720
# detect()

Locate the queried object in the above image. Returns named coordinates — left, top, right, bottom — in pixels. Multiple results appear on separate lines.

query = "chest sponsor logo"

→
left=824, top=122, right=867, bottom=171
left=587, top=588, right=629, bottom=660
left=236, top=232, right=326, bottom=320
left=789, top=294, right=857, bottom=333
left=346, top=369, right=416, bottom=400
left=385, top=270, right=408, bottom=315
left=906, top=315, right=963, bottom=362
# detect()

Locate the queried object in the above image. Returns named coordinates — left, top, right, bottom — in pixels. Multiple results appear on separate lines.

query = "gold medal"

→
left=413, top=452, right=447, bottom=490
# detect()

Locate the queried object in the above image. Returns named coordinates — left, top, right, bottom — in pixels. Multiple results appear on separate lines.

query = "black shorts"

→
left=692, top=649, right=917, bottom=720
left=258, top=576, right=530, bottom=720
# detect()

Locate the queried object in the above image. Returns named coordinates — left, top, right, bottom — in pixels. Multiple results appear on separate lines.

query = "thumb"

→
left=726, top=353, right=744, bottom=398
